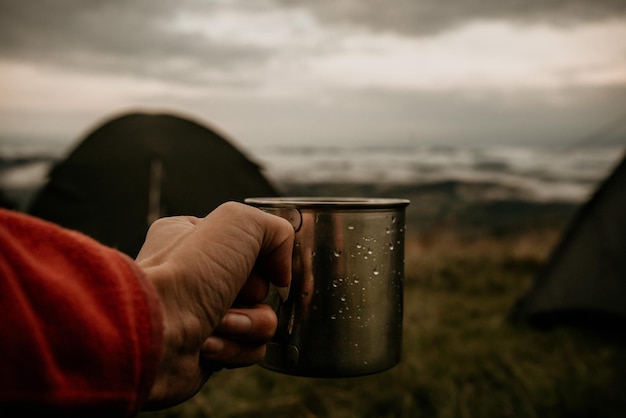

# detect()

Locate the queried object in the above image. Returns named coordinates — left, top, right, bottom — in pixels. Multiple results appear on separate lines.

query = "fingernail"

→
left=223, top=312, right=252, bottom=333
left=203, top=336, right=225, bottom=354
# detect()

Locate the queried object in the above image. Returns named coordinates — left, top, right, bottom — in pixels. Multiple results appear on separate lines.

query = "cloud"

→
left=0, top=1, right=275, bottom=85
left=1, top=0, right=625, bottom=148
left=277, top=0, right=626, bottom=36
left=299, top=20, right=626, bottom=91
left=1, top=0, right=625, bottom=91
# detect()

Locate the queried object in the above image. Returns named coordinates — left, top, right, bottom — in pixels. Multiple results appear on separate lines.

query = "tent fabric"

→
left=511, top=151, right=626, bottom=326
left=28, top=111, right=279, bottom=257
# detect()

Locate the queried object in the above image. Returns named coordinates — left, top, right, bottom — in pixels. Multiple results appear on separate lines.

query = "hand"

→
left=135, top=202, right=294, bottom=410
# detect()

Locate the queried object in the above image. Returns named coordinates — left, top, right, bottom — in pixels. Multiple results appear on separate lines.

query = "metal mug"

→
left=245, top=197, right=410, bottom=377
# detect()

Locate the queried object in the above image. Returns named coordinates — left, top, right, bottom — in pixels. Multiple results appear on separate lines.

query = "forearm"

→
left=0, top=209, right=163, bottom=417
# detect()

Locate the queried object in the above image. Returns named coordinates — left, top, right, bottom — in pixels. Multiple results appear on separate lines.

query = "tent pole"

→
left=147, top=159, right=163, bottom=225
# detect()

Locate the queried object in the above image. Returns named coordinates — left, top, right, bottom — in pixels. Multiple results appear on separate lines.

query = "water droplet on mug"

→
left=373, top=267, right=379, bottom=276
left=347, top=224, right=355, bottom=230
left=340, top=296, right=346, bottom=302
left=355, top=242, right=362, bottom=249
left=330, top=314, right=337, bottom=320
left=389, top=242, right=395, bottom=251
left=333, top=249, right=342, bottom=257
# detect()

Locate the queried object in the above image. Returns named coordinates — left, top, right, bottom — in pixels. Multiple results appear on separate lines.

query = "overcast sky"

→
left=1, top=0, right=626, bottom=151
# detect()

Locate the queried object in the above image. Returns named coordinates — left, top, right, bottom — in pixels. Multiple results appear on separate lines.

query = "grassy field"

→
left=140, top=216, right=626, bottom=418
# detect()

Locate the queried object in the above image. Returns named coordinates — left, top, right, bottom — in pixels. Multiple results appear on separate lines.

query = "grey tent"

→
left=511, top=151, right=626, bottom=327
left=28, top=111, right=279, bottom=257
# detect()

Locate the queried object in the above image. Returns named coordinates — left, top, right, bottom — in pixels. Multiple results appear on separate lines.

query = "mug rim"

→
left=245, top=196, right=410, bottom=209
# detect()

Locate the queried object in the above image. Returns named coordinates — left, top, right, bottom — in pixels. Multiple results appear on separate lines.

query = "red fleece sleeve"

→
left=0, top=209, right=163, bottom=417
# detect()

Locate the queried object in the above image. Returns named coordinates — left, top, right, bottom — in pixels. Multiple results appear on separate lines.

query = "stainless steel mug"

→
left=245, top=197, right=410, bottom=377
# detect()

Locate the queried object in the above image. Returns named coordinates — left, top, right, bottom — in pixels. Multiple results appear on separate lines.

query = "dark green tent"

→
left=511, top=151, right=626, bottom=328
left=28, top=111, right=279, bottom=257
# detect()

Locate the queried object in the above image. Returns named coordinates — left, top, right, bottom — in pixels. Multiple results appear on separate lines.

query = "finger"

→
left=213, top=304, right=277, bottom=343
left=255, top=212, right=294, bottom=288
left=199, top=305, right=276, bottom=368
left=230, top=205, right=294, bottom=289
left=234, top=271, right=270, bottom=306
left=200, top=337, right=267, bottom=368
